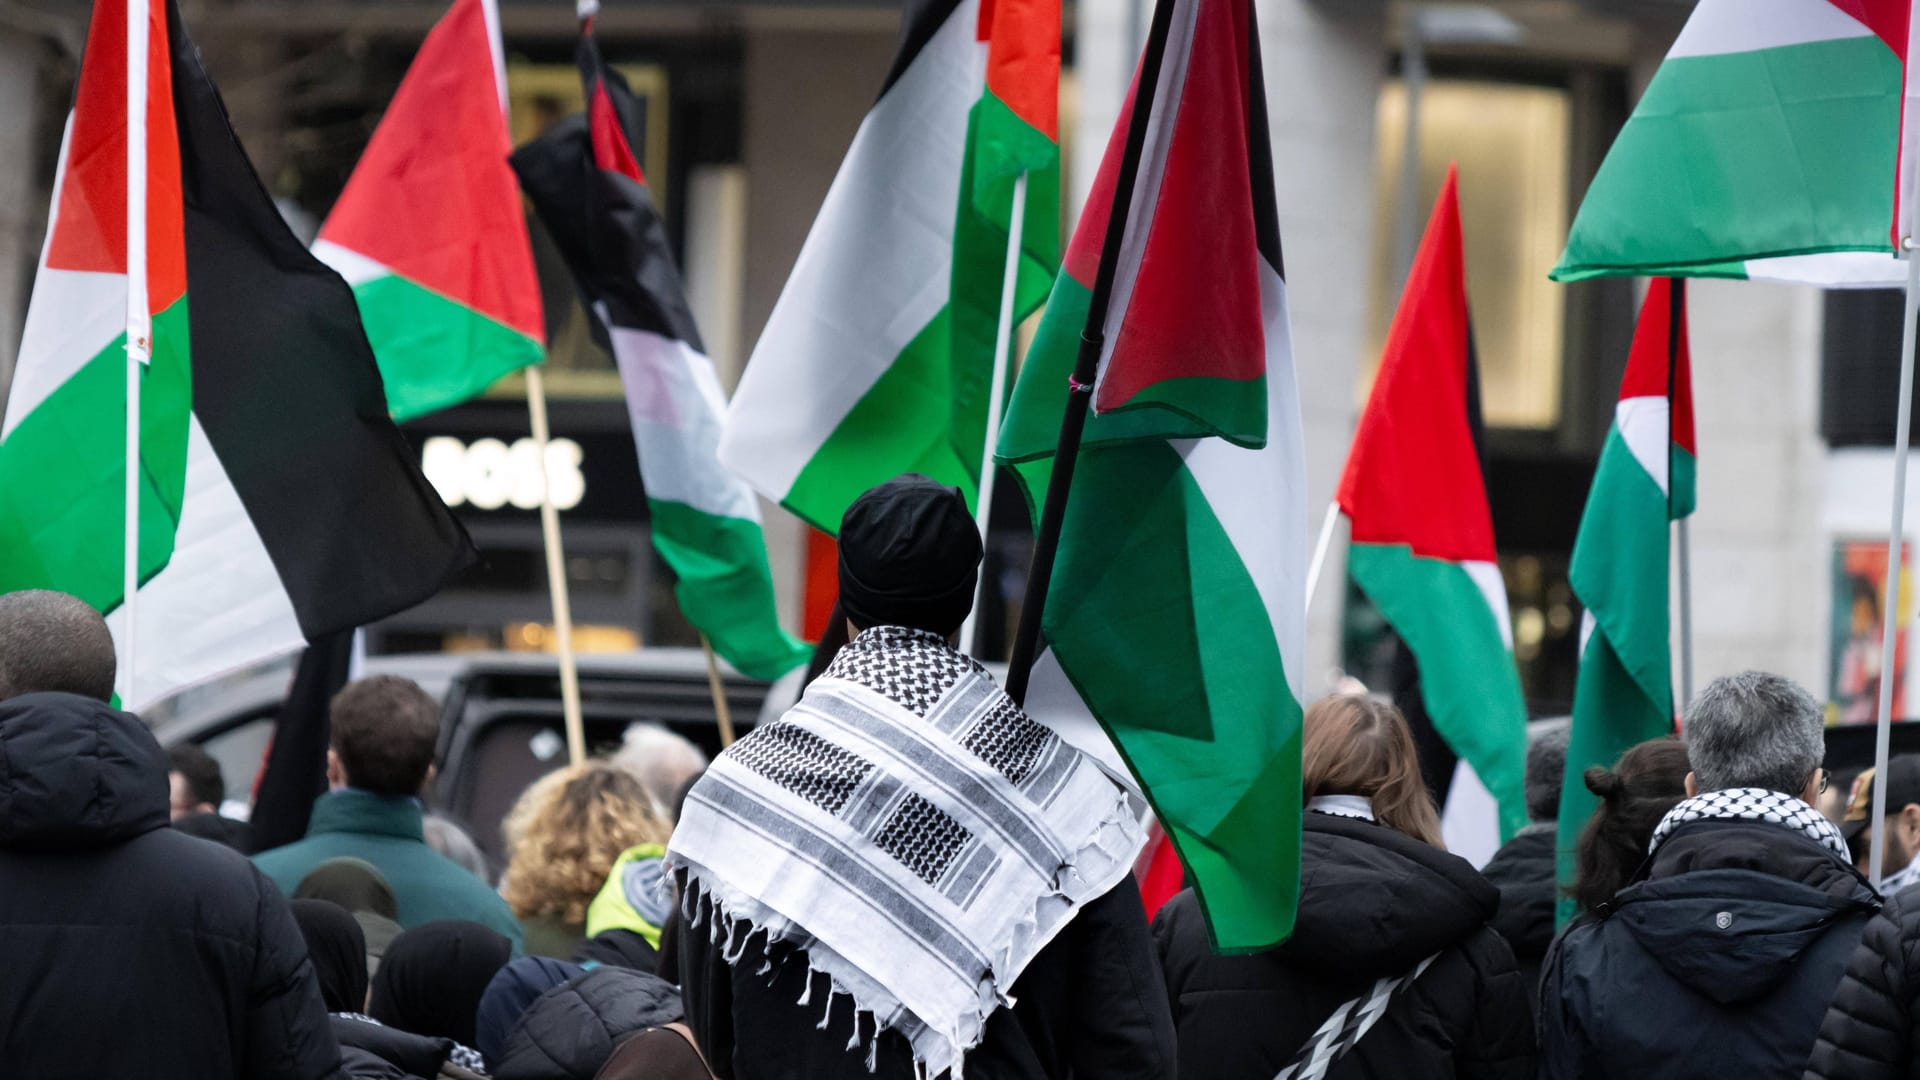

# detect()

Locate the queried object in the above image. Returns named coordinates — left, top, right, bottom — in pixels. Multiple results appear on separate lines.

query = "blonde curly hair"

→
left=499, top=761, right=671, bottom=926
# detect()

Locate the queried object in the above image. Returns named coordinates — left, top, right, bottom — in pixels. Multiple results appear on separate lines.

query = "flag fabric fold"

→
left=0, top=0, right=474, bottom=709
left=1335, top=165, right=1530, bottom=840
left=314, top=0, right=545, bottom=420
left=509, top=34, right=808, bottom=682
left=997, top=0, right=1305, bottom=952
left=719, top=0, right=1060, bottom=534
left=1554, top=0, right=1913, bottom=286
left=1555, top=278, right=1696, bottom=914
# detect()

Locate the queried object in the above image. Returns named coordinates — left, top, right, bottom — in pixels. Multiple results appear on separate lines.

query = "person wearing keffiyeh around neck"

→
left=1538, top=672, right=1880, bottom=1080
left=668, top=474, right=1174, bottom=1079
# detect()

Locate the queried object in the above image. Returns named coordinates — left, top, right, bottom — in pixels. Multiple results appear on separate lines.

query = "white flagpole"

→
left=1304, top=501, right=1341, bottom=615
left=1871, top=232, right=1920, bottom=889
left=122, top=0, right=151, bottom=705
left=960, top=170, right=1029, bottom=658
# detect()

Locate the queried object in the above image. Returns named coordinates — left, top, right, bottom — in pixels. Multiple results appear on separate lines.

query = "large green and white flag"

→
left=1000, top=0, right=1304, bottom=951
left=1554, top=0, right=1913, bottom=286
left=1556, top=279, right=1696, bottom=910
left=718, top=0, right=1060, bottom=532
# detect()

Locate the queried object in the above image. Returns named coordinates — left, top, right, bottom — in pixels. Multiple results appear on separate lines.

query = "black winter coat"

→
left=491, top=965, right=685, bottom=1080
left=1539, top=819, right=1879, bottom=1080
left=1480, top=823, right=1556, bottom=996
left=1154, top=812, right=1533, bottom=1080
left=1805, top=884, right=1920, bottom=1079
left=0, top=692, right=344, bottom=1080
left=678, top=877, right=1177, bottom=1079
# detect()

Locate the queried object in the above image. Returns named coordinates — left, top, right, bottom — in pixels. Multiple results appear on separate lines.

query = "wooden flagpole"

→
left=959, top=171, right=1030, bottom=659
left=527, top=367, right=587, bottom=767
left=122, top=0, right=151, bottom=705
left=1004, top=0, right=1178, bottom=706
left=701, top=634, right=738, bottom=747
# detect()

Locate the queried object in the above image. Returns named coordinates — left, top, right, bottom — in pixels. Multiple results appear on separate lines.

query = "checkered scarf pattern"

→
left=667, top=627, right=1144, bottom=1078
left=1648, top=787, right=1849, bottom=860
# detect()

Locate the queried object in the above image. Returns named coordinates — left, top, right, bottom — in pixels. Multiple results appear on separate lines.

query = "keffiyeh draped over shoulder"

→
left=666, top=627, right=1145, bottom=1078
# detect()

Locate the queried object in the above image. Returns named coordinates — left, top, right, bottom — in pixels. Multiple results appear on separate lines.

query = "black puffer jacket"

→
left=0, top=692, right=343, bottom=1079
left=491, top=965, right=684, bottom=1080
left=1805, top=884, right=1920, bottom=1079
left=1480, top=823, right=1556, bottom=996
left=1154, top=812, right=1533, bottom=1080
left=1539, top=819, right=1879, bottom=1079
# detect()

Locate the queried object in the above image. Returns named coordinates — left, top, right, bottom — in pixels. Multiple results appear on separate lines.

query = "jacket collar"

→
left=307, top=789, right=426, bottom=842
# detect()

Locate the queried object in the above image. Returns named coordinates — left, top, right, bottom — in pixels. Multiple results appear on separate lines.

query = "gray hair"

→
left=1685, top=671, right=1824, bottom=796
left=0, top=590, right=116, bottom=703
left=1525, top=727, right=1569, bottom=823
left=608, top=723, right=708, bottom=822
left=422, top=813, right=492, bottom=884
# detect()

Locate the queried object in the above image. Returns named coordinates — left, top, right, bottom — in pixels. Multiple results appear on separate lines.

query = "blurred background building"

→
left=0, top=0, right=1895, bottom=721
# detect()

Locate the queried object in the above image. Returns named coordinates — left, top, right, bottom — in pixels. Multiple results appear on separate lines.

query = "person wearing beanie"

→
left=1479, top=725, right=1568, bottom=998
left=669, top=475, right=1175, bottom=1079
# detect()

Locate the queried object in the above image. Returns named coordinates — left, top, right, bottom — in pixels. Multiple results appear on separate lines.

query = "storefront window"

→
left=1365, top=77, right=1570, bottom=430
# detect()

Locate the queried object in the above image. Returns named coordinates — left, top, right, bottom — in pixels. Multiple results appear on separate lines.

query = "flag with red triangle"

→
left=315, top=0, right=544, bottom=421
left=1335, top=164, right=1529, bottom=838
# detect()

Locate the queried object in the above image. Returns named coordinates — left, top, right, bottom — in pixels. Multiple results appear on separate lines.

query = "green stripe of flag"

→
left=647, top=498, right=810, bottom=681
left=350, top=273, right=545, bottom=422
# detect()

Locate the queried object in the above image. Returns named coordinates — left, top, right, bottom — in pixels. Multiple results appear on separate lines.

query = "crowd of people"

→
left=4, top=475, right=1920, bottom=1079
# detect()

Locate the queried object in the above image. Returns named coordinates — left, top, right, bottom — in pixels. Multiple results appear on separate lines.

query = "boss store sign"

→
left=402, top=401, right=648, bottom=525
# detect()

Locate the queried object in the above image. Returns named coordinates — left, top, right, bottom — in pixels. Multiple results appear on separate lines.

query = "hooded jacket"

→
left=489, top=965, right=685, bottom=1080
left=1540, top=818, right=1879, bottom=1079
left=0, top=692, right=344, bottom=1079
left=1155, top=812, right=1531, bottom=1080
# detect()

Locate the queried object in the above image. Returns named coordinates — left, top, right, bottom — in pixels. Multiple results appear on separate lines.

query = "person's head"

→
left=1526, top=726, right=1569, bottom=824
left=167, top=743, right=224, bottom=819
left=1684, top=671, right=1825, bottom=801
left=1571, top=736, right=1691, bottom=911
left=423, top=813, right=492, bottom=883
left=476, top=956, right=586, bottom=1066
left=499, top=762, right=671, bottom=927
left=1841, top=755, right=1920, bottom=875
left=0, top=590, right=116, bottom=703
left=608, top=723, right=709, bottom=823
left=837, top=474, right=982, bottom=638
left=290, top=898, right=370, bottom=1014
left=369, top=920, right=513, bottom=1047
left=1301, top=694, right=1442, bottom=847
left=295, top=857, right=399, bottom=920
left=327, top=676, right=440, bottom=797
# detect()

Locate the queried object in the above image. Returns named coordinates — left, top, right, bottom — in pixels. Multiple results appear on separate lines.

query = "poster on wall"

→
left=1830, top=540, right=1913, bottom=725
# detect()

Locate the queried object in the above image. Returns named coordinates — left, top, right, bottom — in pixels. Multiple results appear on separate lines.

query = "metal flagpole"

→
left=1668, top=278, right=1693, bottom=710
left=1871, top=236, right=1920, bottom=889
left=1303, top=501, right=1340, bottom=615
left=123, top=0, right=151, bottom=705
left=1004, top=0, right=1178, bottom=706
left=960, top=171, right=1030, bottom=658
left=701, top=634, right=739, bottom=747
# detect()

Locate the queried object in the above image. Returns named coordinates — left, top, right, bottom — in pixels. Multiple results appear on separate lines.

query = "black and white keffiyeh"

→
left=666, top=627, right=1145, bottom=1078
left=1649, top=787, right=1850, bottom=860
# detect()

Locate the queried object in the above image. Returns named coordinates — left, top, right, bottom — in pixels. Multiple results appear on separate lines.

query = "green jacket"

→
left=253, top=790, right=523, bottom=950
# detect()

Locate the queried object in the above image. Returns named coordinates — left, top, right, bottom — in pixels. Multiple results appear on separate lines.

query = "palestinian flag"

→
left=998, top=0, right=1304, bottom=951
left=1554, top=0, right=1913, bottom=286
left=1335, top=166, right=1529, bottom=839
left=719, top=0, right=1060, bottom=533
left=509, top=33, right=808, bottom=682
left=314, top=0, right=544, bottom=421
left=0, top=0, right=473, bottom=708
left=1556, top=278, right=1695, bottom=916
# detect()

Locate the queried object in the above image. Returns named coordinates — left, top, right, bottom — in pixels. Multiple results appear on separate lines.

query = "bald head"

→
left=0, top=590, right=116, bottom=703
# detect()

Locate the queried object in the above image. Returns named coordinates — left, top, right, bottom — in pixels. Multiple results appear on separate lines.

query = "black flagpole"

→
left=1003, top=0, right=1182, bottom=705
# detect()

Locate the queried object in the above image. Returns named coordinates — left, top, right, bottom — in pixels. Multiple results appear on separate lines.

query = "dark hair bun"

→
left=1585, top=765, right=1624, bottom=800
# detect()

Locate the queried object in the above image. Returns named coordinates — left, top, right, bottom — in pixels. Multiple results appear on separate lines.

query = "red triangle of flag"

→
left=1336, top=165, right=1497, bottom=564
left=1617, top=277, right=1695, bottom=456
left=318, top=0, right=542, bottom=342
